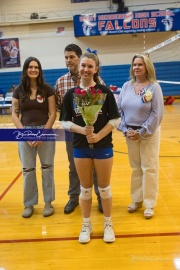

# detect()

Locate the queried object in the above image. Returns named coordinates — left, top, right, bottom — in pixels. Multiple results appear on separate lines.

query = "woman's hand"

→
left=28, top=141, right=43, bottom=147
left=126, top=130, right=140, bottom=140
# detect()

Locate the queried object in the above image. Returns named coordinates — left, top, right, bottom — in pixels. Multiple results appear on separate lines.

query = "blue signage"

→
left=73, top=9, right=180, bottom=37
left=0, top=129, right=66, bottom=141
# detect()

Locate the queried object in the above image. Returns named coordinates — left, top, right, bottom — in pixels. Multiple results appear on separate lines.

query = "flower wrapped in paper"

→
left=74, top=86, right=107, bottom=148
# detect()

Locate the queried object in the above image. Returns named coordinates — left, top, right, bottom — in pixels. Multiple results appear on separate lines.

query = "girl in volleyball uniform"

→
left=60, top=51, right=120, bottom=244
left=61, top=84, right=119, bottom=148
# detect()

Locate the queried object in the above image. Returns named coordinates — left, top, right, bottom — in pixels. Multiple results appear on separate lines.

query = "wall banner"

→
left=0, top=38, right=21, bottom=68
left=73, top=9, right=180, bottom=37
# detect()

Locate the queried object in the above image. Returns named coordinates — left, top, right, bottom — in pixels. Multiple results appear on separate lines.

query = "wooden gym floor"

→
left=0, top=100, right=180, bottom=270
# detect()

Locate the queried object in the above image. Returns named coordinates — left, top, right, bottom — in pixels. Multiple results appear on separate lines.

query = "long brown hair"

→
left=19, top=56, right=46, bottom=102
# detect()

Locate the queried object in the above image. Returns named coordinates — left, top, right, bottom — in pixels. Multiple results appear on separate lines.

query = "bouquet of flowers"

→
left=74, top=86, right=107, bottom=148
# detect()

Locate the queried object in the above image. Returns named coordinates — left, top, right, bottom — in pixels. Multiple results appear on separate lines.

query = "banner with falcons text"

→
left=73, top=8, right=180, bottom=37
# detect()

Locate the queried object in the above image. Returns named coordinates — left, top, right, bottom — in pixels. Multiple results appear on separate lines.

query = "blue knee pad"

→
left=80, top=186, right=92, bottom=200
left=98, top=185, right=112, bottom=199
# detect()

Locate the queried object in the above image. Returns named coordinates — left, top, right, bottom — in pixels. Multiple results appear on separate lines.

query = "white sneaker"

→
left=78, top=222, right=92, bottom=243
left=103, top=221, right=115, bottom=243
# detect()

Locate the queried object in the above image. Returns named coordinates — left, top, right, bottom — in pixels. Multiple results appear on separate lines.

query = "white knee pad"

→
left=98, top=185, right=112, bottom=199
left=80, top=186, right=92, bottom=200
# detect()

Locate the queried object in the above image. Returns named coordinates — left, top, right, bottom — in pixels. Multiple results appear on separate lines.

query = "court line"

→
left=0, top=231, right=180, bottom=244
left=0, top=171, right=22, bottom=201
left=114, top=150, right=180, bottom=158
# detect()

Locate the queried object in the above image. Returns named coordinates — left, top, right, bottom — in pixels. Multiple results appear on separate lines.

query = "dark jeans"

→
left=65, top=131, right=100, bottom=200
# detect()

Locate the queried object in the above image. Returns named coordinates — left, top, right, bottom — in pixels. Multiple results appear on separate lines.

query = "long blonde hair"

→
left=130, top=53, right=157, bottom=84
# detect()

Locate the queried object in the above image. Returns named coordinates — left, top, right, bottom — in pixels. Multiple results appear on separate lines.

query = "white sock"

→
left=83, top=217, right=91, bottom=223
left=104, top=216, right=111, bottom=222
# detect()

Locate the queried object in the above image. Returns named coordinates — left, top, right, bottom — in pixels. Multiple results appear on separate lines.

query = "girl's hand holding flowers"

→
left=74, top=86, right=107, bottom=148
left=86, top=131, right=100, bottom=144
left=84, top=125, right=94, bottom=135
left=83, top=126, right=99, bottom=144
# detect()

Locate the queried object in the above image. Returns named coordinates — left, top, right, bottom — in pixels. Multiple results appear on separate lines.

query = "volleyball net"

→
left=144, top=33, right=180, bottom=96
left=145, top=33, right=180, bottom=63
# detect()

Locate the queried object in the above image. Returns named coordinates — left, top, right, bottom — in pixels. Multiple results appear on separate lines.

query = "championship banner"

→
left=73, top=8, right=180, bottom=37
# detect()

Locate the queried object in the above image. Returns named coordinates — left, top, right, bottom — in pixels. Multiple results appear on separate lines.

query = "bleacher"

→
left=0, top=94, right=12, bottom=114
